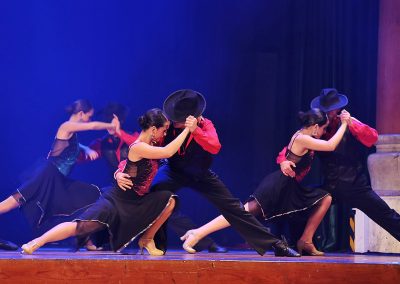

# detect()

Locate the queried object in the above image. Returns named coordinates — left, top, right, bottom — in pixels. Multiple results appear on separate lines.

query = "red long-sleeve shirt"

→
left=118, top=129, right=140, bottom=147
left=190, top=117, right=221, bottom=154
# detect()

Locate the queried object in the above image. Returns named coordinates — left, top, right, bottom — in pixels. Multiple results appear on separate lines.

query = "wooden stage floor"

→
left=0, top=248, right=399, bottom=283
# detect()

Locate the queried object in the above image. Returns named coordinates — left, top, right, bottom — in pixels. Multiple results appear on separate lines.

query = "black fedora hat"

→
left=310, top=88, right=348, bottom=112
left=163, top=89, right=206, bottom=122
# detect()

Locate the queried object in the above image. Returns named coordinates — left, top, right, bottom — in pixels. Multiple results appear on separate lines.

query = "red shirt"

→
left=189, top=117, right=221, bottom=154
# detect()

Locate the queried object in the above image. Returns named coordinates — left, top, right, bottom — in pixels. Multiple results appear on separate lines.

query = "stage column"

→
left=356, top=0, right=400, bottom=253
left=376, top=0, right=400, bottom=133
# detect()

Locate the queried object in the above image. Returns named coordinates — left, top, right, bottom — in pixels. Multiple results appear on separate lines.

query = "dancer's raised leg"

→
left=181, top=202, right=260, bottom=253
left=21, top=222, right=77, bottom=254
left=0, top=197, right=19, bottom=214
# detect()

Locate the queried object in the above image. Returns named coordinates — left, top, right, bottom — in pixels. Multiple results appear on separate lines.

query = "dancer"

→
left=117, top=89, right=300, bottom=257
left=0, top=99, right=116, bottom=233
left=179, top=108, right=349, bottom=255
left=106, top=104, right=227, bottom=253
left=88, top=102, right=139, bottom=179
left=21, top=108, right=190, bottom=255
left=280, top=88, right=400, bottom=242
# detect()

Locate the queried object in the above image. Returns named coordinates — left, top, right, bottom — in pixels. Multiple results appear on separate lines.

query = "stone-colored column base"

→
left=356, top=134, right=400, bottom=253
left=354, top=196, right=400, bottom=253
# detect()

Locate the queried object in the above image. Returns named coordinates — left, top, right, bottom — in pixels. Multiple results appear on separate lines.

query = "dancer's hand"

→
left=109, top=114, right=121, bottom=135
left=85, top=148, right=99, bottom=160
left=185, top=116, right=198, bottom=133
left=340, top=109, right=351, bottom=126
left=80, top=144, right=99, bottom=160
left=116, top=172, right=133, bottom=191
left=280, top=160, right=296, bottom=178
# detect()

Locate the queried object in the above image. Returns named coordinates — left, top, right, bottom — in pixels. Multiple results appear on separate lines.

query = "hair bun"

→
left=138, top=115, right=149, bottom=129
left=297, top=108, right=327, bottom=127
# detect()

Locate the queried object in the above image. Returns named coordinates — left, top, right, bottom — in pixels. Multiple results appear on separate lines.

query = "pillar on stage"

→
left=355, top=135, right=400, bottom=253
left=355, top=0, right=400, bottom=254
left=376, top=0, right=400, bottom=134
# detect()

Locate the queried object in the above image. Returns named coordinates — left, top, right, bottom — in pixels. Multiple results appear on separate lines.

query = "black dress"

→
left=14, top=134, right=101, bottom=229
left=250, top=140, right=329, bottom=221
left=75, top=157, right=176, bottom=252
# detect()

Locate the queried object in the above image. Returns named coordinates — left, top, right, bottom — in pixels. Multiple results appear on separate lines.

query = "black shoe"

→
left=0, top=239, right=19, bottom=251
left=208, top=243, right=228, bottom=253
left=273, top=237, right=300, bottom=257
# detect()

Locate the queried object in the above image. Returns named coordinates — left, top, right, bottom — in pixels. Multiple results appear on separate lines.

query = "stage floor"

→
left=0, top=248, right=399, bottom=283
left=0, top=248, right=399, bottom=264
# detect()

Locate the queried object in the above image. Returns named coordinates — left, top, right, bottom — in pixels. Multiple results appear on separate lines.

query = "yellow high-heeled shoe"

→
left=296, top=239, right=324, bottom=256
left=138, top=238, right=164, bottom=256
left=21, top=241, right=41, bottom=254
left=85, top=240, right=103, bottom=251
left=180, top=230, right=199, bottom=254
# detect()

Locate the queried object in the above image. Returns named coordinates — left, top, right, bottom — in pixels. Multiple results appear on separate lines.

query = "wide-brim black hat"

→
left=310, top=88, right=348, bottom=112
left=163, top=89, right=206, bottom=122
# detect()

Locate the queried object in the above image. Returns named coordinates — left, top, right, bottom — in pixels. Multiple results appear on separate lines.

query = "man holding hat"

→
left=116, top=89, right=300, bottom=256
left=279, top=88, right=400, bottom=243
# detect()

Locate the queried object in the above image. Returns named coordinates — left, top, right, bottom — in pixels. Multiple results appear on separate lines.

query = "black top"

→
left=285, top=148, right=313, bottom=176
left=100, top=134, right=129, bottom=177
left=319, top=128, right=371, bottom=190
left=165, top=127, right=213, bottom=178
left=116, top=158, right=158, bottom=197
left=285, top=132, right=314, bottom=178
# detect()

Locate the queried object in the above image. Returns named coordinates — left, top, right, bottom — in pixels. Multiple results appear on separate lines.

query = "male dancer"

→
left=99, top=102, right=226, bottom=253
left=279, top=88, right=400, bottom=243
left=117, top=89, right=299, bottom=256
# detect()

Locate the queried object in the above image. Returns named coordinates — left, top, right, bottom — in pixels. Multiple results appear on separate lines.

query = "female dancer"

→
left=0, top=99, right=117, bottom=232
left=180, top=108, right=350, bottom=256
left=21, top=108, right=191, bottom=256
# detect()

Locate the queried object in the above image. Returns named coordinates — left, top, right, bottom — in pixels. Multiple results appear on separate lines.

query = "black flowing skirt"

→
left=15, top=161, right=101, bottom=228
left=250, top=170, right=329, bottom=220
left=75, top=187, right=176, bottom=252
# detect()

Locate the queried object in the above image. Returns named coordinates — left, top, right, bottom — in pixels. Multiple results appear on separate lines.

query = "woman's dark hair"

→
left=298, top=108, right=328, bottom=128
left=65, top=99, right=93, bottom=115
left=98, top=102, right=130, bottom=124
left=138, top=108, right=168, bottom=130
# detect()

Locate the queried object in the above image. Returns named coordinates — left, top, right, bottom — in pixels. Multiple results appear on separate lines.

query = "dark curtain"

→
left=210, top=0, right=379, bottom=250
left=280, top=0, right=379, bottom=252
left=0, top=0, right=378, bottom=250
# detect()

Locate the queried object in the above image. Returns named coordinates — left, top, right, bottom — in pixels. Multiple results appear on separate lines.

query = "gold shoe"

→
left=85, top=244, right=104, bottom=251
left=21, top=241, right=40, bottom=254
left=85, top=240, right=103, bottom=251
left=180, top=230, right=199, bottom=254
left=296, top=240, right=324, bottom=256
left=138, top=238, right=164, bottom=256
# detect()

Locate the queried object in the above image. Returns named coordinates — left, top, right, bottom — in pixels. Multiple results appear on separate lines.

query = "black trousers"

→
left=151, top=164, right=280, bottom=255
left=328, top=182, right=400, bottom=241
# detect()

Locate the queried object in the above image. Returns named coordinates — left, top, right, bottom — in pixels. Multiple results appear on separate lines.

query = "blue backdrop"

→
left=0, top=0, right=379, bottom=248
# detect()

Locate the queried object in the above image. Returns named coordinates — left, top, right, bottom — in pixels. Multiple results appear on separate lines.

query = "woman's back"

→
left=47, top=133, right=79, bottom=176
